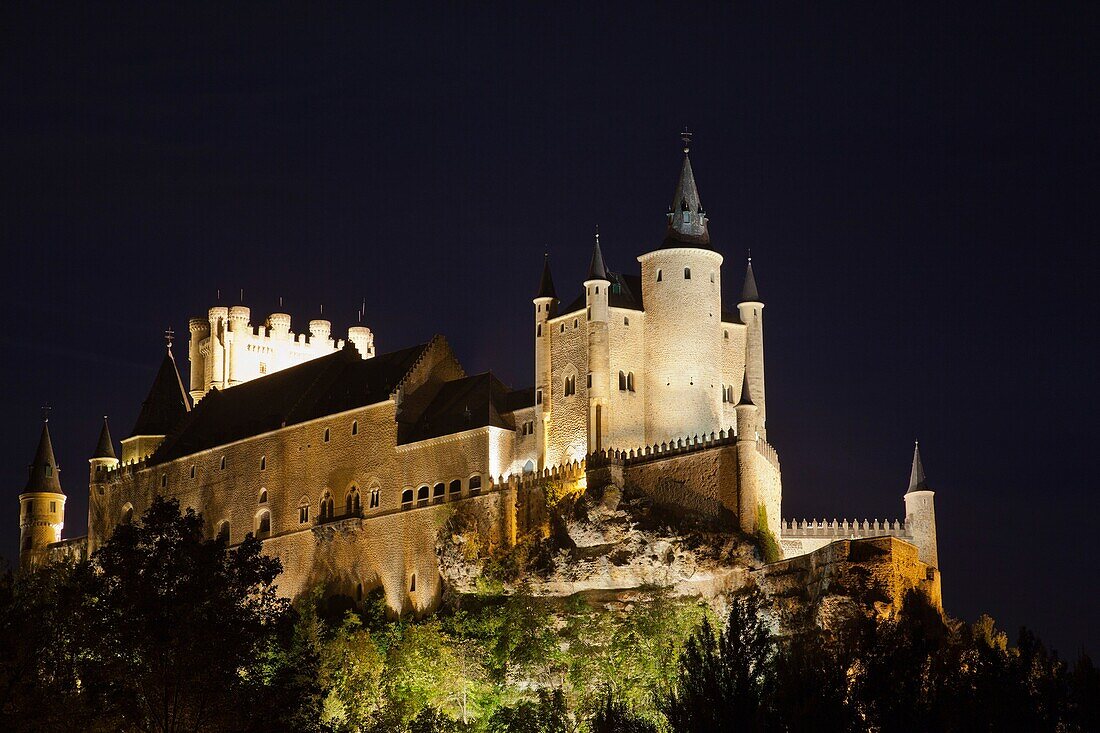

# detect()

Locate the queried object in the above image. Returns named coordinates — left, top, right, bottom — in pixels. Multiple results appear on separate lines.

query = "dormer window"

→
left=682, top=211, right=691, bottom=223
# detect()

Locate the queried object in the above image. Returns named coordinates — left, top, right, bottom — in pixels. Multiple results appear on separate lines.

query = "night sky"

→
left=3, top=3, right=1098, bottom=655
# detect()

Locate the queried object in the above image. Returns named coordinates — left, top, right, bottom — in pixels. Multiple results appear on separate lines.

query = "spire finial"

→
left=164, top=327, right=175, bottom=350
left=595, top=224, right=600, bottom=246
left=41, top=403, right=51, bottom=423
left=681, top=127, right=693, bottom=154
left=278, top=295, right=283, bottom=308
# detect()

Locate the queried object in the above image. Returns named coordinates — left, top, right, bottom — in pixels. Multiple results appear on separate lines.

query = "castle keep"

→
left=18, top=139, right=941, bottom=614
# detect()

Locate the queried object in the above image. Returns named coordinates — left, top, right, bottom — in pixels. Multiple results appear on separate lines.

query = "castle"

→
left=17, top=138, right=940, bottom=614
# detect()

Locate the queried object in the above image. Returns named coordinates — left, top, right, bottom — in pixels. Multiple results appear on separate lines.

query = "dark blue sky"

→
left=3, top=3, right=1098, bottom=654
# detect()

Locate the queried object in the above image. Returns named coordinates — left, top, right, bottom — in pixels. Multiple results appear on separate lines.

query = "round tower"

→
left=533, top=254, right=557, bottom=470
left=734, top=372, right=760, bottom=534
left=737, top=258, right=766, bottom=439
left=904, top=442, right=939, bottom=568
left=267, top=312, right=292, bottom=339
left=207, top=306, right=229, bottom=390
left=187, top=316, right=209, bottom=404
left=226, top=305, right=251, bottom=385
left=347, top=326, right=375, bottom=359
left=19, top=420, right=66, bottom=572
left=309, top=318, right=332, bottom=348
left=640, top=136, right=723, bottom=445
left=585, top=230, right=612, bottom=453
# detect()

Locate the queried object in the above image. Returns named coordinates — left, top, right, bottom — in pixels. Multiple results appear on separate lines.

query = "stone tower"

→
left=18, top=420, right=66, bottom=571
left=533, top=254, right=557, bottom=470
left=737, top=258, right=766, bottom=439
left=584, top=231, right=611, bottom=453
left=904, top=442, right=939, bottom=568
left=639, top=135, right=724, bottom=444
left=735, top=370, right=760, bottom=534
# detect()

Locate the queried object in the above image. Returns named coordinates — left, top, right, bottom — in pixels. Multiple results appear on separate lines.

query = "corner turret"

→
left=533, top=254, right=558, bottom=469
left=19, top=419, right=67, bottom=571
left=734, top=372, right=761, bottom=534
left=737, top=257, right=767, bottom=439
left=89, top=416, right=119, bottom=481
left=584, top=229, right=612, bottom=452
left=903, top=442, right=939, bottom=568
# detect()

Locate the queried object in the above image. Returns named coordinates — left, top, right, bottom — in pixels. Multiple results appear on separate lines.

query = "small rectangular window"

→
left=536, top=390, right=543, bottom=405
left=50, top=501, right=56, bottom=513
left=587, top=373, right=592, bottom=389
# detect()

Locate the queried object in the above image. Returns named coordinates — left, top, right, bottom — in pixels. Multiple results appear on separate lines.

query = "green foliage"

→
left=486, top=688, right=570, bottom=733
left=754, top=504, right=781, bottom=563
left=591, top=694, right=658, bottom=733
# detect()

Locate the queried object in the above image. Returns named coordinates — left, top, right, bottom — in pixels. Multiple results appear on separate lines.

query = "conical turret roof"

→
left=736, top=369, right=755, bottom=407
left=740, top=258, right=761, bottom=303
left=586, top=230, right=608, bottom=281
left=25, top=422, right=62, bottom=494
left=92, top=416, right=116, bottom=460
left=535, top=254, right=557, bottom=300
left=907, top=442, right=930, bottom=493
left=659, top=134, right=713, bottom=251
left=129, top=348, right=191, bottom=438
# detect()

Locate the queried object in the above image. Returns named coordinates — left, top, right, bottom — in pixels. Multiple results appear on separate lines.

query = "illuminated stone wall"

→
left=606, top=307, right=646, bottom=450
left=546, top=306, right=590, bottom=466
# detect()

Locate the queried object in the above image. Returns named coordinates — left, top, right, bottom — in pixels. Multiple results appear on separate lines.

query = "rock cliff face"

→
left=437, top=481, right=941, bottom=632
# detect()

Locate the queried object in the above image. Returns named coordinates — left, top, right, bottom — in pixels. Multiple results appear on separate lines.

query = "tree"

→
left=486, top=688, right=570, bottom=733
left=590, top=693, right=658, bottom=733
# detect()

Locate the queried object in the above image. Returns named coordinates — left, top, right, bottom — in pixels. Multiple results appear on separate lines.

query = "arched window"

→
left=624, top=316, right=629, bottom=326
left=449, top=479, right=462, bottom=497
left=656, top=269, right=662, bottom=282
left=401, top=488, right=414, bottom=508
left=684, top=267, right=691, bottom=279
left=161, top=474, right=167, bottom=487
left=220, top=456, right=226, bottom=470
left=256, top=511, right=271, bottom=538
left=564, top=375, right=576, bottom=397
left=351, top=420, right=358, bottom=436
left=469, top=475, right=482, bottom=495
left=121, top=503, right=134, bottom=525
left=560, top=323, right=565, bottom=333
left=628, top=372, right=635, bottom=392
left=260, top=455, right=266, bottom=471
left=298, top=497, right=310, bottom=524
left=258, top=488, right=268, bottom=504
left=320, top=491, right=334, bottom=520
left=619, top=371, right=627, bottom=390
left=573, top=318, right=579, bottom=329
left=346, top=487, right=361, bottom=515
left=433, top=482, right=445, bottom=504
left=370, top=487, right=380, bottom=508
left=410, top=574, right=417, bottom=593
left=417, top=485, right=429, bottom=505
left=217, top=521, right=230, bottom=542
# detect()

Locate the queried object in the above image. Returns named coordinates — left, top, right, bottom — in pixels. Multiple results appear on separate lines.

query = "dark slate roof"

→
left=400, top=372, right=517, bottom=444
left=129, top=350, right=191, bottom=438
left=658, top=153, right=716, bottom=252
left=740, top=259, right=761, bottom=303
left=25, top=422, right=62, bottom=494
left=586, top=235, right=608, bottom=281
left=92, top=417, right=116, bottom=460
left=150, top=341, right=431, bottom=464
left=501, top=386, right=536, bottom=413
left=721, top=308, right=744, bottom=325
left=907, top=442, right=930, bottom=493
left=563, top=271, right=644, bottom=314
left=736, top=370, right=755, bottom=407
left=536, top=254, right=557, bottom=300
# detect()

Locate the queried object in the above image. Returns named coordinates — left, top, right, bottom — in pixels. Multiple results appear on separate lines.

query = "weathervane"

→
left=164, top=327, right=175, bottom=350
left=41, top=403, right=51, bottom=423
left=681, top=127, right=693, bottom=154
left=595, top=224, right=600, bottom=246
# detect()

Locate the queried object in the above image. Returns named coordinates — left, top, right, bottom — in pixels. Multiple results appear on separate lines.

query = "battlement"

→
left=585, top=429, right=780, bottom=472
left=781, top=517, right=909, bottom=539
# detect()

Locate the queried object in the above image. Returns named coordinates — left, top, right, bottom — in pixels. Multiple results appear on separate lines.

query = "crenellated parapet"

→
left=782, top=517, right=909, bottom=539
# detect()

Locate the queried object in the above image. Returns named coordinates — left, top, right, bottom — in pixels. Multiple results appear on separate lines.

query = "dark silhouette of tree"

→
left=591, top=693, right=658, bottom=733
left=486, top=688, right=569, bottom=733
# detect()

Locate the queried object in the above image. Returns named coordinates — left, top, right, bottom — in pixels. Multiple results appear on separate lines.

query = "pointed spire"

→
left=535, top=253, right=557, bottom=300
left=92, top=416, right=116, bottom=460
left=737, top=369, right=755, bottom=406
left=586, top=226, right=608, bottom=281
left=661, top=130, right=711, bottom=250
left=25, top=421, right=62, bottom=493
left=907, top=442, right=929, bottom=493
left=740, top=255, right=761, bottom=303
left=129, top=348, right=191, bottom=438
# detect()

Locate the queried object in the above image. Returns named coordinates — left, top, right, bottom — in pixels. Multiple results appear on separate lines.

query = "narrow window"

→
left=190, top=465, right=195, bottom=478
left=259, top=489, right=268, bottom=504
left=356, top=583, right=363, bottom=601
left=326, top=494, right=334, bottom=518
left=586, top=373, right=592, bottom=389
left=573, top=318, right=578, bottom=329
left=628, top=372, right=635, bottom=392
left=537, top=324, right=542, bottom=337
left=417, top=485, right=429, bottom=505
left=433, top=482, right=445, bottom=503
left=724, top=330, right=729, bottom=339
left=536, top=389, right=542, bottom=405
left=49, top=501, right=56, bottom=513
left=257, top=512, right=271, bottom=537
left=410, top=574, right=416, bottom=592
left=469, top=475, right=482, bottom=494
left=161, top=474, right=167, bottom=488
left=710, top=272, right=715, bottom=283
left=122, top=504, right=134, bottom=525
left=624, top=316, right=629, bottom=326
left=587, top=307, right=591, bottom=319
left=260, top=456, right=266, bottom=471
left=352, top=420, right=358, bottom=435
left=323, top=428, right=330, bottom=443
left=346, top=488, right=361, bottom=515
left=402, top=488, right=414, bottom=507
left=619, top=371, right=626, bottom=390
left=217, top=521, right=230, bottom=541
left=684, top=267, right=691, bottom=279
left=370, top=488, right=380, bottom=508
left=220, top=456, right=226, bottom=470
left=560, top=324, right=565, bottom=333
left=449, top=479, right=462, bottom=496
left=595, top=286, right=599, bottom=294
left=656, top=269, right=662, bottom=282
left=299, top=505, right=309, bottom=524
